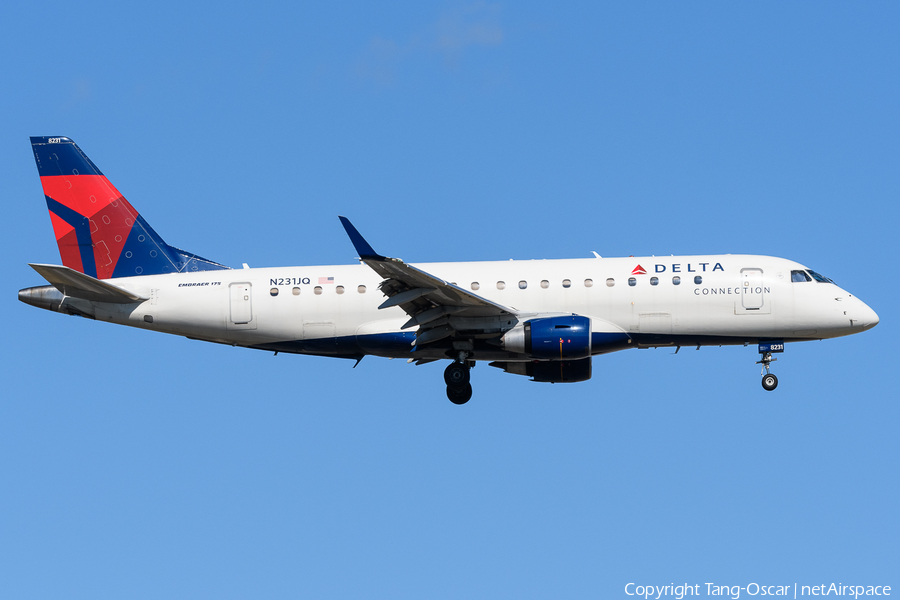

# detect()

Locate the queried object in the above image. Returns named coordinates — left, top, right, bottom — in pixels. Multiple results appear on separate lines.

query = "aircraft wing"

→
left=339, top=217, right=519, bottom=346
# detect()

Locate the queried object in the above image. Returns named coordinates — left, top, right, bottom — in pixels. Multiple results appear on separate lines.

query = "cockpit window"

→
left=806, top=270, right=834, bottom=284
left=791, top=270, right=811, bottom=283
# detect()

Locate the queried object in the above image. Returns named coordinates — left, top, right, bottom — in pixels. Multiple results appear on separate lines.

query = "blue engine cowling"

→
left=502, top=315, right=592, bottom=359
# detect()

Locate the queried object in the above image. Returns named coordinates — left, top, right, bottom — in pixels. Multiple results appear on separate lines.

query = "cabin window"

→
left=336, top=285, right=345, bottom=294
left=292, top=287, right=301, bottom=295
left=584, top=279, right=593, bottom=287
left=270, top=288, right=279, bottom=296
left=650, top=277, right=659, bottom=286
left=540, top=280, right=549, bottom=289
left=471, top=282, right=480, bottom=291
left=518, top=280, right=527, bottom=289
left=314, top=286, right=323, bottom=295
left=562, top=279, right=571, bottom=288
left=358, top=285, right=366, bottom=293
left=694, top=276, right=703, bottom=285
left=607, top=278, right=615, bottom=287
left=792, top=270, right=811, bottom=282
left=672, top=276, right=681, bottom=285
left=628, top=277, right=636, bottom=287
left=497, top=281, right=506, bottom=290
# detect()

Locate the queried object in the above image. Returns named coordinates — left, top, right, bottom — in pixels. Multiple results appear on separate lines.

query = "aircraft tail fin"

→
left=30, top=136, right=229, bottom=279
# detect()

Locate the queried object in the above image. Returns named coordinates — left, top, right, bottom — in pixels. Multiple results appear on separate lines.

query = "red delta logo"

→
left=632, top=264, right=647, bottom=275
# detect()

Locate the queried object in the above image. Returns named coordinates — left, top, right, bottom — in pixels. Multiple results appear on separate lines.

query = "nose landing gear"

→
left=756, top=341, right=784, bottom=391
left=445, top=353, right=473, bottom=404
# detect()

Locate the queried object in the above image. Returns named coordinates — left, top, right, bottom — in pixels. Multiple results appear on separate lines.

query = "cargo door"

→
left=639, top=312, right=672, bottom=334
left=302, top=321, right=337, bottom=354
left=302, top=321, right=336, bottom=340
left=637, top=312, right=674, bottom=347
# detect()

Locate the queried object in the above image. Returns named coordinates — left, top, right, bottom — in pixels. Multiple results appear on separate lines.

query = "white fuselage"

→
left=50, top=254, right=878, bottom=362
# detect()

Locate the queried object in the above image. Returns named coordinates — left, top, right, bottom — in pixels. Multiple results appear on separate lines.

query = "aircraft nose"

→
left=856, top=298, right=879, bottom=330
left=862, top=304, right=879, bottom=329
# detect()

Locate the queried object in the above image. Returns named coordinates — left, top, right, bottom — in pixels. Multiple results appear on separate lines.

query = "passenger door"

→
left=736, top=268, right=770, bottom=314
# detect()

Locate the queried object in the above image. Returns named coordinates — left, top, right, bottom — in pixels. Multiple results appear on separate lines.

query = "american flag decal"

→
left=318, top=276, right=335, bottom=284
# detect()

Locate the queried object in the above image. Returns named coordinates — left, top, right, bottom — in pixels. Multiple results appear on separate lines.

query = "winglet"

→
left=339, top=216, right=385, bottom=260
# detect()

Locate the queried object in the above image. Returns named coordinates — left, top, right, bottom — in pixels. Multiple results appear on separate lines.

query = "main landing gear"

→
left=444, top=353, right=473, bottom=405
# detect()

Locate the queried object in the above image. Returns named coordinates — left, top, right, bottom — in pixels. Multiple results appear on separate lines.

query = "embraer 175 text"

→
left=20, top=137, right=879, bottom=403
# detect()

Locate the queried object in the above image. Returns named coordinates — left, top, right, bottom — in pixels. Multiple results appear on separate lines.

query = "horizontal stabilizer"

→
left=29, top=263, right=147, bottom=303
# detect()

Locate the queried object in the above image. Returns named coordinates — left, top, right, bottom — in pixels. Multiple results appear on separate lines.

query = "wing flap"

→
left=402, top=305, right=468, bottom=330
left=378, top=286, right=436, bottom=309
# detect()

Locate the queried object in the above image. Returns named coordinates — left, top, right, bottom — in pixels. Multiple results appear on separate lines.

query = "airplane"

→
left=19, top=136, right=879, bottom=404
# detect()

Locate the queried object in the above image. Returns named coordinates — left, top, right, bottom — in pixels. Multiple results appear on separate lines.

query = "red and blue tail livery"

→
left=31, top=136, right=228, bottom=279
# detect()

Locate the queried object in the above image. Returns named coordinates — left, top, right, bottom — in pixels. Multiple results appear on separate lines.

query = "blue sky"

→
left=1, top=2, right=897, bottom=598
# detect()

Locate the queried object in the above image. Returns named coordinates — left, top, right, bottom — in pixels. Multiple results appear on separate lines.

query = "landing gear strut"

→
left=445, top=353, right=473, bottom=404
left=757, top=350, right=778, bottom=391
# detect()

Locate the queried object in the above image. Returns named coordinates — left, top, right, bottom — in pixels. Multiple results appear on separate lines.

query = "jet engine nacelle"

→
left=489, top=358, right=593, bottom=383
left=501, top=315, right=591, bottom=360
